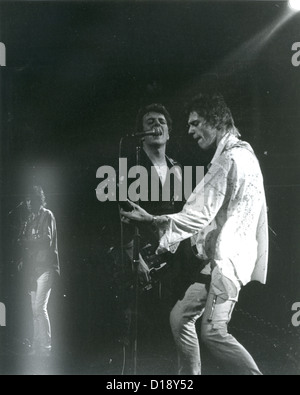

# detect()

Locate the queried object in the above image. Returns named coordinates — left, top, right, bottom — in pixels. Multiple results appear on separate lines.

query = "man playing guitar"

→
left=115, top=103, right=206, bottom=371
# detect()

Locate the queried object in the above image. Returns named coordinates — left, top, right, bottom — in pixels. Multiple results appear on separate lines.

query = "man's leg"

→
left=34, top=270, right=54, bottom=353
left=30, top=291, right=40, bottom=351
left=201, top=286, right=262, bottom=375
left=170, top=282, right=207, bottom=375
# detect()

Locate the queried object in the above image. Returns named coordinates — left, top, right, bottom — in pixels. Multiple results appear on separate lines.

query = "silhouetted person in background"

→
left=18, top=186, right=60, bottom=357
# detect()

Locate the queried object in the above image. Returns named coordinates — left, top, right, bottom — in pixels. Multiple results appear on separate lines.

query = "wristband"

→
left=151, top=215, right=158, bottom=226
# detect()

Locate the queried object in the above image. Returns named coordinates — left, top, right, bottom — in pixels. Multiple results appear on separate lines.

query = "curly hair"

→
left=186, top=93, right=240, bottom=137
left=26, top=185, right=46, bottom=208
left=135, top=103, right=172, bottom=134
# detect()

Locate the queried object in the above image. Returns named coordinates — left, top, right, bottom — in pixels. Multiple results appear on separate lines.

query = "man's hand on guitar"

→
left=120, top=201, right=153, bottom=224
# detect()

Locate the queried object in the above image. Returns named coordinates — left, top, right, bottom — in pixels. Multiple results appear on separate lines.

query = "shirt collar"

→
left=208, top=133, right=239, bottom=169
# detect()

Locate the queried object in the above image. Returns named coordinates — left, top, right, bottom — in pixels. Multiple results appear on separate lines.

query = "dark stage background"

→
left=0, top=0, right=300, bottom=375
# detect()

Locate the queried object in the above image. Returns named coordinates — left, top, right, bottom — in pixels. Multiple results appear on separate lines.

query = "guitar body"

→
left=139, top=237, right=209, bottom=292
left=140, top=242, right=171, bottom=279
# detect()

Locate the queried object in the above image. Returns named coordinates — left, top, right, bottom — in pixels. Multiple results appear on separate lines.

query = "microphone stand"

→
left=120, top=129, right=158, bottom=374
left=8, top=202, right=23, bottom=216
left=131, top=141, right=142, bottom=375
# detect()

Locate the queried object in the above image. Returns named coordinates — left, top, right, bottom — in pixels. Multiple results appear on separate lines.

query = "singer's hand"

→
left=120, top=201, right=153, bottom=224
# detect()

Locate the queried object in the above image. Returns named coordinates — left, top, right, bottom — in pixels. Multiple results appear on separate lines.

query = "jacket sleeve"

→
left=157, top=156, right=233, bottom=254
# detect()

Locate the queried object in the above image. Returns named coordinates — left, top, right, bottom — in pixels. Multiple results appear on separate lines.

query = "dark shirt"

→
left=124, top=148, right=185, bottom=245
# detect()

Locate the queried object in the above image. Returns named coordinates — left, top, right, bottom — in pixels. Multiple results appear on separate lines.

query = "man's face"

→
left=25, top=196, right=40, bottom=214
left=188, top=111, right=217, bottom=150
left=25, top=197, right=32, bottom=212
left=142, top=112, right=169, bottom=148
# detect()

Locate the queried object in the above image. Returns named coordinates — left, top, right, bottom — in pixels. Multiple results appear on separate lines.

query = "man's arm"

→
left=121, top=156, right=233, bottom=253
left=156, top=160, right=231, bottom=253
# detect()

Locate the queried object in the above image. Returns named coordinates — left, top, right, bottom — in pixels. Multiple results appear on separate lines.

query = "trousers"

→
left=170, top=272, right=262, bottom=375
left=30, top=270, right=54, bottom=351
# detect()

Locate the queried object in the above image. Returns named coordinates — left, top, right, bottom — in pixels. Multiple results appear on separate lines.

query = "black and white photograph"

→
left=0, top=0, right=300, bottom=376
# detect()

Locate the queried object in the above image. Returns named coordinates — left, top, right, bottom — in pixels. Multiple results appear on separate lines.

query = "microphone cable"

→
left=118, top=136, right=128, bottom=375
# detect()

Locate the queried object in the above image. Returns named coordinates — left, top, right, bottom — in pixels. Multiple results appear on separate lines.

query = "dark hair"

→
left=25, top=185, right=46, bottom=208
left=135, top=103, right=172, bottom=134
left=187, top=93, right=240, bottom=135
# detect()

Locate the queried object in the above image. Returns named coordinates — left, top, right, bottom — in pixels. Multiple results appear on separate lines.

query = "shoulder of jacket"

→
left=41, top=208, right=54, bottom=219
left=224, top=140, right=254, bottom=155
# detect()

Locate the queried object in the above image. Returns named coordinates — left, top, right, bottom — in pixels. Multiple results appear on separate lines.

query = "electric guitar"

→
left=138, top=236, right=209, bottom=291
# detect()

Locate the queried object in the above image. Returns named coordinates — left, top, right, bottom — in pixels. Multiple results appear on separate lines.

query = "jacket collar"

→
left=208, top=133, right=239, bottom=169
left=208, top=133, right=255, bottom=169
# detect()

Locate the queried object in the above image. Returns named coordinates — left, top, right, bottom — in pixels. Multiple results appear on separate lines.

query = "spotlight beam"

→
left=289, top=0, right=300, bottom=11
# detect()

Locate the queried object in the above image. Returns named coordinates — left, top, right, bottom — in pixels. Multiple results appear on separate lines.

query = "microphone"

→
left=129, top=127, right=163, bottom=138
left=8, top=201, right=24, bottom=216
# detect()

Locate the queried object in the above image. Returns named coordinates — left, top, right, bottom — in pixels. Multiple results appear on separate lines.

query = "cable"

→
left=118, top=137, right=127, bottom=295
left=117, top=136, right=128, bottom=375
left=121, top=344, right=126, bottom=376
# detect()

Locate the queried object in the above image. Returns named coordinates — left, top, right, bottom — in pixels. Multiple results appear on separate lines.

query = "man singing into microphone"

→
left=132, top=103, right=182, bottom=216
left=111, top=103, right=201, bottom=370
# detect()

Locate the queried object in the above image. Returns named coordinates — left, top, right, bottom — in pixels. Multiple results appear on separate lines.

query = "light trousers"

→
left=170, top=279, right=262, bottom=375
left=30, top=270, right=54, bottom=351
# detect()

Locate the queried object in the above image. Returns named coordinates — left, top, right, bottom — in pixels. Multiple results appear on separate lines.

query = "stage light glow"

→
left=289, top=0, right=300, bottom=11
